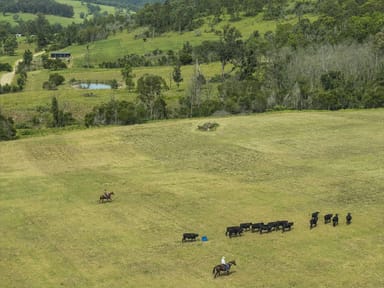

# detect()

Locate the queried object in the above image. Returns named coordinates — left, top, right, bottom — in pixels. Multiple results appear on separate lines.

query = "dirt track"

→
left=0, top=51, right=44, bottom=86
left=0, top=59, right=22, bottom=86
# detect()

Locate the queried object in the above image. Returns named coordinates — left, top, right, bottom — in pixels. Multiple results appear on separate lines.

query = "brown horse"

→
left=99, top=191, right=114, bottom=203
left=212, top=260, right=236, bottom=278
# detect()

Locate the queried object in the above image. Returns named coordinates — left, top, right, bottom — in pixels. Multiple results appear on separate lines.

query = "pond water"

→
left=79, top=83, right=111, bottom=89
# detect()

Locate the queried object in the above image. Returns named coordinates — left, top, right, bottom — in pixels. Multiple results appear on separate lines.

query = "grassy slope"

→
left=69, top=14, right=282, bottom=67
left=0, top=61, right=226, bottom=124
left=0, top=13, right=284, bottom=122
left=0, top=110, right=383, bottom=288
left=0, top=0, right=116, bottom=27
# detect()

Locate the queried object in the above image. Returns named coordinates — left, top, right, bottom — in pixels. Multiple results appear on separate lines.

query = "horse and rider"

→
left=99, top=189, right=114, bottom=203
left=212, top=256, right=236, bottom=278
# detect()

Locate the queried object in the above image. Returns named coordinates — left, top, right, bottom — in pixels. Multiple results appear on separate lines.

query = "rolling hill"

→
left=1, top=109, right=383, bottom=287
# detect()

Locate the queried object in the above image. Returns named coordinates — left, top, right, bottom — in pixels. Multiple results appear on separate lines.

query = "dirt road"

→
left=0, top=58, right=21, bottom=86
left=0, top=51, right=45, bottom=86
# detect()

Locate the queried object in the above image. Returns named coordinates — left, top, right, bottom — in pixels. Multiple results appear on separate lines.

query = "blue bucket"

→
left=201, top=235, right=208, bottom=242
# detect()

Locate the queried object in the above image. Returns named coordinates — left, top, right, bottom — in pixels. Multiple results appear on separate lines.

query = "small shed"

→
left=50, top=52, right=71, bottom=59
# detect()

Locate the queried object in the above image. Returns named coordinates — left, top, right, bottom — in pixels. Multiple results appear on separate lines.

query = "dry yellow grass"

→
left=0, top=110, right=383, bottom=287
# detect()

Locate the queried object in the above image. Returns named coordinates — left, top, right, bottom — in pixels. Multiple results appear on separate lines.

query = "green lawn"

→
left=1, top=109, right=383, bottom=287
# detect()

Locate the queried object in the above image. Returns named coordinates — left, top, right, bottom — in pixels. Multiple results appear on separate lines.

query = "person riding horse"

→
left=212, top=259, right=236, bottom=278
left=99, top=190, right=114, bottom=203
left=221, top=256, right=229, bottom=271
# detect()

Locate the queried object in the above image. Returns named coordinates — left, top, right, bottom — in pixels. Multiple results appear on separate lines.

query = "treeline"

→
left=99, top=49, right=178, bottom=68
left=78, top=0, right=162, bottom=10
left=0, top=0, right=74, bottom=18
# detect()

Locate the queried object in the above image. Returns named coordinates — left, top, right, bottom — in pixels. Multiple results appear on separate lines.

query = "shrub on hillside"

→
left=42, top=55, right=67, bottom=70
left=197, top=122, right=219, bottom=131
left=0, top=112, right=17, bottom=141
left=43, top=73, right=65, bottom=90
left=0, top=63, right=12, bottom=72
left=85, top=100, right=146, bottom=127
left=49, top=73, right=65, bottom=86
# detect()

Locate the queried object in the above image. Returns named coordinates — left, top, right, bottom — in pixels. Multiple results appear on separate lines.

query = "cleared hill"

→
left=1, top=110, right=383, bottom=287
left=0, top=0, right=116, bottom=26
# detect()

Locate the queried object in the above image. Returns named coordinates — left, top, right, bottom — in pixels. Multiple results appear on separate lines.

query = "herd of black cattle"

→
left=182, top=212, right=352, bottom=242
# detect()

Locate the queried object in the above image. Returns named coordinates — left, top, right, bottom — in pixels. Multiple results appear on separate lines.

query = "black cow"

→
left=251, top=222, right=264, bottom=233
left=311, top=211, right=320, bottom=218
left=282, top=221, right=294, bottom=232
left=226, top=226, right=239, bottom=235
left=310, top=216, right=318, bottom=229
left=226, top=226, right=243, bottom=237
left=182, top=233, right=199, bottom=242
left=324, top=214, right=333, bottom=224
left=259, top=223, right=274, bottom=234
left=276, top=220, right=289, bottom=230
left=269, top=221, right=283, bottom=231
left=346, top=213, right=352, bottom=225
left=332, top=214, right=339, bottom=226
left=240, top=222, right=252, bottom=231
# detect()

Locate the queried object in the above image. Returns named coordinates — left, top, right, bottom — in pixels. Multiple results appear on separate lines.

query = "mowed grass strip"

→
left=1, top=110, right=384, bottom=288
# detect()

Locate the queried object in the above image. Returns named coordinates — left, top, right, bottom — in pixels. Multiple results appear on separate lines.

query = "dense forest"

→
left=1, top=0, right=384, bottom=136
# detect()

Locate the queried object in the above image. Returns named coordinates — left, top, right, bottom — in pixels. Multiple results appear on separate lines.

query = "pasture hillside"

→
left=1, top=110, right=383, bottom=288
left=66, top=13, right=287, bottom=68
left=0, top=62, right=222, bottom=124
left=0, top=0, right=116, bottom=26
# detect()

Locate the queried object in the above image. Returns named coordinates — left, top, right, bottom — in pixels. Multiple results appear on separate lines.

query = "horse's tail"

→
left=212, top=266, right=217, bottom=274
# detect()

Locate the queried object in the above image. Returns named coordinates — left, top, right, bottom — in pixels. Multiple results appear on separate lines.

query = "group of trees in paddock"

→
left=29, top=96, right=75, bottom=129
left=84, top=73, right=167, bottom=127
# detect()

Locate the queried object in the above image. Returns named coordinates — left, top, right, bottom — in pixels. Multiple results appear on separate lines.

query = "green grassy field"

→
left=0, top=61, right=226, bottom=124
left=1, top=109, right=383, bottom=288
left=0, top=0, right=116, bottom=27
left=66, top=14, right=281, bottom=68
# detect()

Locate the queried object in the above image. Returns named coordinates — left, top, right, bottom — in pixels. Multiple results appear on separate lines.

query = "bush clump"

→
left=197, top=122, right=219, bottom=131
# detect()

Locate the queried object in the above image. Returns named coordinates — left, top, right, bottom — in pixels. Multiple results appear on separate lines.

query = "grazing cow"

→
left=251, top=222, right=264, bottom=233
left=240, top=222, right=252, bottom=231
left=259, top=223, right=274, bottom=234
left=226, top=226, right=239, bottom=235
left=346, top=213, right=352, bottom=225
left=324, top=213, right=333, bottom=224
left=311, top=211, right=320, bottom=218
left=332, top=214, right=339, bottom=226
left=276, top=220, right=289, bottom=231
left=267, top=221, right=280, bottom=231
left=226, top=226, right=243, bottom=238
left=182, top=233, right=199, bottom=242
left=310, top=216, right=318, bottom=229
left=282, top=221, right=294, bottom=232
